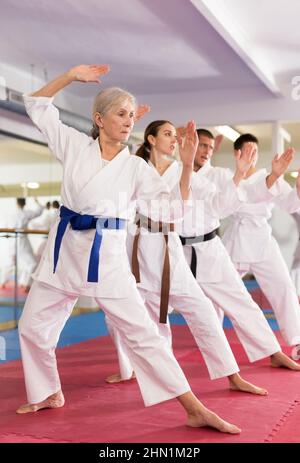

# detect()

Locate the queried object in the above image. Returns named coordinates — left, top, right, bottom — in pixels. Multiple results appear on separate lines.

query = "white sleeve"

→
left=191, top=175, right=246, bottom=219
left=206, top=167, right=272, bottom=206
left=273, top=179, right=300, bottom=213
left=24, top=205, right=44, bottom=223
left=23, top=94, right=89, bottom=163
left=240, top=175, right=276, bottom=203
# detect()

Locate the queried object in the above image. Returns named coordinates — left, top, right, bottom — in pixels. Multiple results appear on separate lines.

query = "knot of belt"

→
left=53, top=205, right=126, bottom=283
left=179, top=228, right=218, bottom=278
left=132, top=214, right=174, bottom=324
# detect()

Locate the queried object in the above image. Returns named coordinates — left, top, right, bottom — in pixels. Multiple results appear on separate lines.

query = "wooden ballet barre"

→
left=0, top=228, right=49, bottom=235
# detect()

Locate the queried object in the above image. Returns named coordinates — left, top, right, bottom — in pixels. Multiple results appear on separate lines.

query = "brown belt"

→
left=132, top=215, right=175, bottom=324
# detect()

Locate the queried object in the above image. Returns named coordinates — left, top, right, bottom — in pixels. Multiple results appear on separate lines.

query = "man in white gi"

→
left=32, top=200, right=60, bottom=261
left=1, top=198, right=43, bottom=292
left=194, top=130, right=300, bottom=358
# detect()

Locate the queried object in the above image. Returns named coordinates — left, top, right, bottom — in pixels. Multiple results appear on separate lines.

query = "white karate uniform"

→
left=2, top=205, right=43, bottom=286
left=32, top=208, right=59, bottom=260
left=290, top=211, right=300, bottom=295
left=107, top=160, right=274, bottom=381
left=0, top=214, right=15, bottom=286
left=205, top=163, right=300, bottom=346
left=177, top=163, right=281, bottom=356
left=19, top=95, right=192, bottom=407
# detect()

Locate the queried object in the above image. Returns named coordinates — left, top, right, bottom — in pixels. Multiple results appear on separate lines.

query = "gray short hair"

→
left=91, top=87, right=136, bottom=139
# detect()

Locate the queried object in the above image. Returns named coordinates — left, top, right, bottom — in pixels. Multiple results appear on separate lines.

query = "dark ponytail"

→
left=135, top=140, right=151, bottom=161
left=91, top=123, right=99, bottom=140
left=135, top=120, right=172, bottom=162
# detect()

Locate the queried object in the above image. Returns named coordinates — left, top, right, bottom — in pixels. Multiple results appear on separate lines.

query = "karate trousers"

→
left=106, top=275, right=241, bottom=382
left=227, top=238, right=300, bottom=346
left=18, top=280, right=192, bottom=407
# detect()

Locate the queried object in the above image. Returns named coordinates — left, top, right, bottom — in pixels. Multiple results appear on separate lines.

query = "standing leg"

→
left=250, top=239, right=300, bottom=346
left=233, top=259, right=300, bottom=369
left=17, top=281, right=78, bottom=413
left=0, top=240, right=15, bottom=287
left=104, top=277, right=267, bottom=393
left=97, top=288, right=190, bottom=406
left=18, top=238, right=38, bottom=291
left=213, top=304, right=225, bottom=327
left=105, top=280, right=240, bottom=383
left=105, top=314, right=135, bottom=382
left=105, top=288, right=173, bottom=383
left=168, top=281, right=240, bottom=381
left=200, top=252, right=281, bottom=363
left=96, top=289, right=240, bottom=433
left=140, top=288, right=173, bottom=348
left=168, top=287, right=267, bottom=395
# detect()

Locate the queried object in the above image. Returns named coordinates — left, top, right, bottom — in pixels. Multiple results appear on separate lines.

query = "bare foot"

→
left=271, top=351, right=300, bottom=370
left=228, top=373, right=268, bottom=395
left=16, top=390, right=65, bottom=414
left=291, top=345, right=300, bottom=361
left=105, top=372, right=136, bottom=384
left=187, top=407, right=241, bottom=434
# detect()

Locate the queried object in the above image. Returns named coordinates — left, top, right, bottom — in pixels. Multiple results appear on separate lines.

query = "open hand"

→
left=134, top=105, right=151, bottom=122
left=69, top=64, right=110, bottom=83
left=178, top=121, right=199, bottom=167
left=271, top=147, right=295, bottom=178
left=214, top=134, right=224, bottom=152
left=235, top=142, right=257, bottom=177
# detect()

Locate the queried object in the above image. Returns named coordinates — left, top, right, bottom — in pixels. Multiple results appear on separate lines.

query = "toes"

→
left=16, top=404, right=36, bottom=414
left=230, top=425, right=242, bottom=434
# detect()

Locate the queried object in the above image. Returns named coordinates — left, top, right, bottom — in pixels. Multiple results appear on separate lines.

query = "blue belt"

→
left=53, top=206, right=126, bottom=282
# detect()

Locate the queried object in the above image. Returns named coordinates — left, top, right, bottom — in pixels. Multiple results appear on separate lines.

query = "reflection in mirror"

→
left=0, top=133, right=61, bottom=335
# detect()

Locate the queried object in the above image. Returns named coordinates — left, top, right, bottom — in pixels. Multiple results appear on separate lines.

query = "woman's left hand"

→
left=134, top=105, right=151, bottom=122
left=178, top=120, right=198, bottom=168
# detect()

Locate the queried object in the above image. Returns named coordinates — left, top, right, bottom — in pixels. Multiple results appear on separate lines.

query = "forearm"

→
left=180, top=164, right=193, bottom=200
left=266, top=172, right=280, bottom=189
left=31, top=70, right=75, bottom=97
left=232, top=170, right=244, bottom=186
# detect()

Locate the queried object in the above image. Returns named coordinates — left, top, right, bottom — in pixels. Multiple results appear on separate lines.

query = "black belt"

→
left=179, top=228, right=218, bottom=278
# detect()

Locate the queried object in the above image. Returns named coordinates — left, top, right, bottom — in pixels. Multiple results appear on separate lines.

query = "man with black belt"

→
left=179, top=128, right=300, bottom=369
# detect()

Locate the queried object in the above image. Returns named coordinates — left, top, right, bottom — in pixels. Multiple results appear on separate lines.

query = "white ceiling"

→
left=0, top=0, right=300, bottom=178
left=0, top=0, right=263, bottom=98
left=219, top=0, right=300, bottom=78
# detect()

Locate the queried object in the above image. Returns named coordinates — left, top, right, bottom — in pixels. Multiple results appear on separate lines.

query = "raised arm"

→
left=31, top=64, right=110, bottom=97
left=266, top=147, right=295, bottom=189
left=178, top=121, right=199, bottom=200
left=233, top=143, right=258, bottom=186
left=24, top=65, right=110, bottom=163
left=231, top=147, right=295, bottom=205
